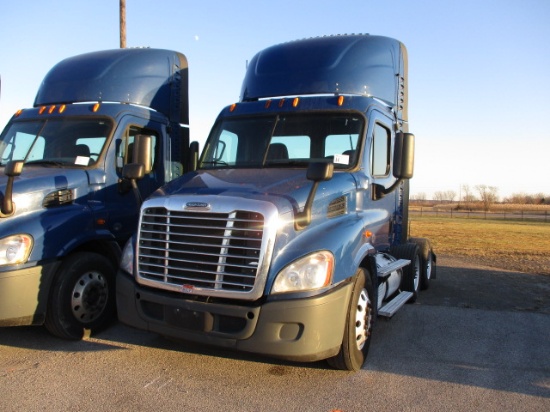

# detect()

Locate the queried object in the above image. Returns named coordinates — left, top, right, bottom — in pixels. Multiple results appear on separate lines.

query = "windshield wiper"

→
left=201, top=160, right=229, bottom=168
left=264, top=160, right=311, bottom=167
left=24, top=160, right=67, bottom=167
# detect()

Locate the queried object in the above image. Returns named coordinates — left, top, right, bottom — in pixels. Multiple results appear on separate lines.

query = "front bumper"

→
left=0, top=262, right=60, bottom=327
left=117, top=271, right=353, bottom=362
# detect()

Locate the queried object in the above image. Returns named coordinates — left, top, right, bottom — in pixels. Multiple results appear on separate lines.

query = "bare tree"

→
left=461, top=184, right=476, bottom=204
left=411, top=192, right=427, bottom=202
left=476, top=185, right=499, bottom=211
left=444, top=190, right=457, bottom=202
left=433, top=191, right=445, bottom=202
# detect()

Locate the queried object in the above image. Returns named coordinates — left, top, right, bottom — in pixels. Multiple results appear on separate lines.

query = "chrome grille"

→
left=137, top=207, right=264, bottom=294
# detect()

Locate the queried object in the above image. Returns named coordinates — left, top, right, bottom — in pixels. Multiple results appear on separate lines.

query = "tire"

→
left=391, top=243, right=421, bottom=303
left=327, top=268, right=375, bottom=371
left=409, top=237, right=434, bottom=290
left=45, top=252, right=116, bottom=340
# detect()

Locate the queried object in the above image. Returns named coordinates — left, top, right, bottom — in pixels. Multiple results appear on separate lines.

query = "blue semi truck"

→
left=116, top=34, right=436, bottom=371
left=0, top=48, right=192, bottom=339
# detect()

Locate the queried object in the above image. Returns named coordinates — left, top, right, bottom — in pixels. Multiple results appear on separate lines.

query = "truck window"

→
left=216, top=130, right=238, bottom=163
left=76, top=137, right=106, bottom=163
left=269, top=135, right=310, bottom=159
left=371, top=123, right=391, bottom=176
left=1, top=131, right=45, bottom=163
left=0, top=119, right=111, bottom=167
left=325, top=133, right=359, bottom=166
left=116, top=126, right=158, bottom=173
left=200, top=114, right=363, bottom=169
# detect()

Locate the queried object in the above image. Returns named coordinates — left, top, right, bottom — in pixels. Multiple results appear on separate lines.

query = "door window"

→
left=371, top=123, right=390, bottom=176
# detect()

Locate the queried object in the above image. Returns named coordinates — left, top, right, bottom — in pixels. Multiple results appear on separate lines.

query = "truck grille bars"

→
left=137, top=204, right=271, bottom=300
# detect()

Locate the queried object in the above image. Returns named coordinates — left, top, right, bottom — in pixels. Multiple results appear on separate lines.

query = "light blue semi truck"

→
left=117, top=35, right=436, bottom=371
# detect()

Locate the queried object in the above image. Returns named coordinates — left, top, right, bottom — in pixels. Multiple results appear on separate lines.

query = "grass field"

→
left=409, top=217, right=550, bottom=276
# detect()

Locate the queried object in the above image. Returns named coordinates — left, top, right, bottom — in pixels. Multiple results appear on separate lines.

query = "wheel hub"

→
left=71, top=272, right=108, bottom=323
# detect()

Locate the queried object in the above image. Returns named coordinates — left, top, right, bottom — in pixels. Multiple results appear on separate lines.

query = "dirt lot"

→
left=1, top=254, right=549, bottom=411
left=422, top=254, right=550, bottom=314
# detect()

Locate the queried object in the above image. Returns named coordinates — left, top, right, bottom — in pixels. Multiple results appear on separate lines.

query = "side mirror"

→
left=307, top=161, right=334, bottom=181
left=132, top=134, right=153, bottom=175
left=393, top=132, right=414, bottom=179
left=122, top=163, right=145, bottom=206
left=1, top=160, right=24, bottom=217
left=373, top=132, right=415, bottom=200
left=295, top=162, right=334, bottom=230
left=189, top=141, right=199, bottom=172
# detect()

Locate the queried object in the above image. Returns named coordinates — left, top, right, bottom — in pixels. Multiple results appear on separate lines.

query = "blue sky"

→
left=1, top=0, right=549, bottom=199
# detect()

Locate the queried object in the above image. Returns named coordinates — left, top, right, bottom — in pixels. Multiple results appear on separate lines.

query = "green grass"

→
left=409, top=217, right=550, bottom=275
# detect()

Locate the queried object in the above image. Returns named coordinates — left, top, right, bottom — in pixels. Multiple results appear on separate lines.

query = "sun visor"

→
left=34, top=48, right=189, bottom=124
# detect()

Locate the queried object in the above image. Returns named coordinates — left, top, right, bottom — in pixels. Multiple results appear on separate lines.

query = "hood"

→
left=0, top=166, right=91, bottom=217
left=154, top=168, right=357, bottom=215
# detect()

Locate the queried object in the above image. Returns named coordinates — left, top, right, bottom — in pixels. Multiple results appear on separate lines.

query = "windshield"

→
left=199, top=113, right=363, bottom=170
left=0, top=118, right=112, bottom=167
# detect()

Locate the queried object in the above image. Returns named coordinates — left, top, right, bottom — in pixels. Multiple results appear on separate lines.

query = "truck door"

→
left=364, top=110, right=396, bottom=249
left=99, top=118, right=165, bottom=244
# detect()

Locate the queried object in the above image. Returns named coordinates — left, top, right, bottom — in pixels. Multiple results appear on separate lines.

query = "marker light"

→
left=337, top=95, right=345, bottom=106
left=229, top=103, right=237, bottom=112
left=15, top=109, right=23, bottom=117
left=278, top=99, right=285, bottom=107
left=58, top=104, right=66, bottom=114
left=265, top=100, right=272, bottom=109
left=48, top=105, right=56, bottom=114
left=92, top=103, right=101, bottom=112
left=292, top=97, right=299, bottom=107
left=38, top=106, right=46, bottom=114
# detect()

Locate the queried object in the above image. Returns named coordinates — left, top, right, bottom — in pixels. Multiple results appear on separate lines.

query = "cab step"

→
left=377, top=258, right=410, bottom=277
left=378, top=291, right=413, bottom=317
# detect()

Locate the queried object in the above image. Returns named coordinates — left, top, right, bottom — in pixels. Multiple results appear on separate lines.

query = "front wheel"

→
left=327, top=268, right=375, bottom=371
left=45, top=252, right=116, bottom=340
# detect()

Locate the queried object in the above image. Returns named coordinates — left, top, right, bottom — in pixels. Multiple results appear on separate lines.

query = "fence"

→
left=410, top=208, right=550, bottom=223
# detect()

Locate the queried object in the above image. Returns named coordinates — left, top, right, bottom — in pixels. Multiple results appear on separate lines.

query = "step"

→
left=378, top=291, right=413, bottom=317
left=377, top=259, right=410, bottom=277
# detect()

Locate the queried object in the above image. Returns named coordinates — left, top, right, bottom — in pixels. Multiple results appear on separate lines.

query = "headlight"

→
left=272, top=251, right=334, bottom=294
left=0, top=234, right=33, bottom=266
left=120, top=238, right=135, bottom=275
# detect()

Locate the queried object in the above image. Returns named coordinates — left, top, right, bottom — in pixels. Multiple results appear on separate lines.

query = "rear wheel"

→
left=410, top=237, right=434, bottom=290
left=391, top=243, right=421, bottom=302
left=327, top=268, right=375, bottom=371
left=45, top=252, right=116, bottom=340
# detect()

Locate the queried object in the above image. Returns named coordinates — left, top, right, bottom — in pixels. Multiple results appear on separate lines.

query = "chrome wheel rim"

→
left=413, top=255, right=421, bottom=291
left=426, top=253, right=433, bottom=280
left=355, top=288, right=372, bottom=350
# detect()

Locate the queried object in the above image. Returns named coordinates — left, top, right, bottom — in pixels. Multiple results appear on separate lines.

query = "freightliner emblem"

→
left=184, top=201, right=211, bottom=210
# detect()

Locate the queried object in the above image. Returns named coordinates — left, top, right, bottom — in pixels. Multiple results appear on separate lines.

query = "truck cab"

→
left=117, top=35, right=435, bottom=371
left=0, top=48, right=191, bottom=339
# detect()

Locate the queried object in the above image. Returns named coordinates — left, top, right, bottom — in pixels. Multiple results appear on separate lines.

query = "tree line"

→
left=412, top=184, right=549, bottom=211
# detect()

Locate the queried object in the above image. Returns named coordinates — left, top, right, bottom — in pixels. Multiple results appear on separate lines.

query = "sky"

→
left=1, top=0, right=549, bottom=199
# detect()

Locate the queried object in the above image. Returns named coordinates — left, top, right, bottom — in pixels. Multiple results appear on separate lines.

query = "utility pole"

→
left=120, top=0, right=126, bottom=48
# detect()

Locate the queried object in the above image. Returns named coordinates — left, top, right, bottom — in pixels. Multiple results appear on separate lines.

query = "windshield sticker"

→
left=75, top=156, right=90, bottom=166
left=333, top=154, right=350, bottom=165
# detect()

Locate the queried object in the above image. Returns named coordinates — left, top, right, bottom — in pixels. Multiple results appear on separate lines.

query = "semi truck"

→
left=0, top=48, right=192, bottom=339
left=117, top=34, right=436, bottom=371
